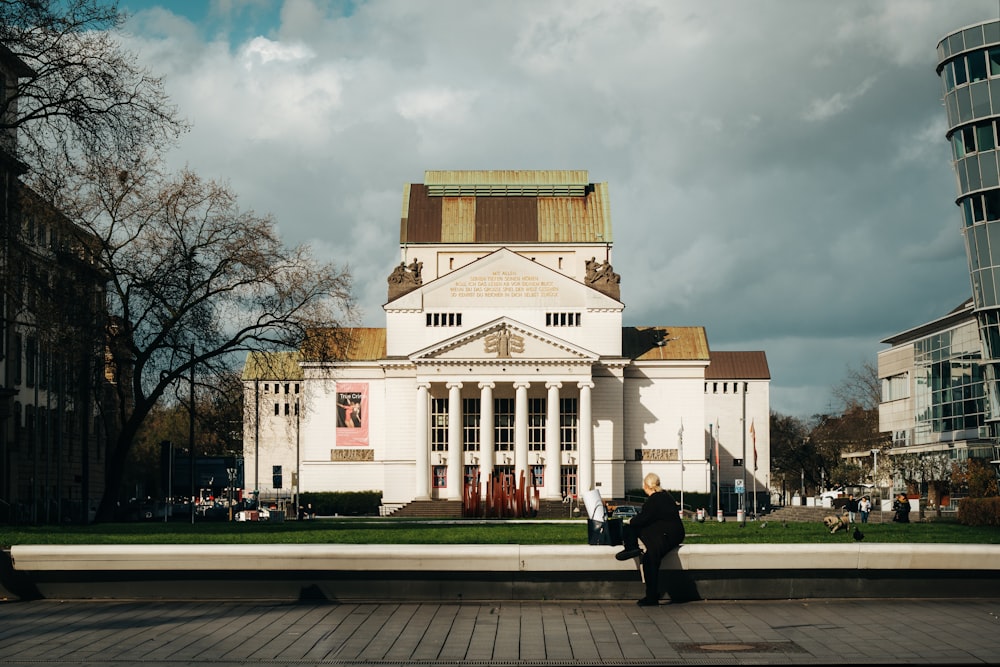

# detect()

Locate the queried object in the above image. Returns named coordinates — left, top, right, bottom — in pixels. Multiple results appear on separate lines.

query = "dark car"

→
left=611, top=505, right=638, bottom=519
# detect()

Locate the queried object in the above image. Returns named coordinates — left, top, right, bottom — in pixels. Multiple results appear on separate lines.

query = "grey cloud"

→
left=121, top=0, right=999, bottom=417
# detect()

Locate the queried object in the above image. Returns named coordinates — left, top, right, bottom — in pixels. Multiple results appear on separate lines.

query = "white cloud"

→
left=803, top=76, right=877, bottom=122
left=394, top=88, right=476, bottom=123
left=120, top=0, right=1000, bottom=418
left=241, top=36, right=313, bottom=68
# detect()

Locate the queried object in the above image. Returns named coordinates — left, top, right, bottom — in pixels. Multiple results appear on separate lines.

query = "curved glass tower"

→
left=938, top=21, right=1000, bottom=424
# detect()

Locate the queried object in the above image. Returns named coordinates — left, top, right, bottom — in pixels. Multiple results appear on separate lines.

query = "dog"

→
left=822, top=512, right=851, bottom=534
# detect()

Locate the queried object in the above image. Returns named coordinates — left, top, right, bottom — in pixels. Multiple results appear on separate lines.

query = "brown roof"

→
left=242, top=351, right=303, bottom=380
left=302, top=328, right=387, bottom=362
left=705, top=351, right=770, bottom=380
left=400, top=170, right=612, bottom=244
left=622, top=326, right=710, bottom=361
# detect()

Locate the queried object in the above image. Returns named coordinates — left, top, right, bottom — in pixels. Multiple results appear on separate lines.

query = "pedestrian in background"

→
left=892, top=493, right=910, bottom=523
left=858, top=495, right=871, bottom=523
left=845, top=493, right=859, bottom=523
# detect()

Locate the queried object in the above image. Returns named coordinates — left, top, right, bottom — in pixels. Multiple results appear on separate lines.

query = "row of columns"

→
left=414, top=379, right=594, bottom=501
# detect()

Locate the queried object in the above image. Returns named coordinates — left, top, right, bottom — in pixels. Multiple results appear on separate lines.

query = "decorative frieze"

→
left=635, top=448, right=678, bottom=461
left=330, top=449, right=375, bottom=462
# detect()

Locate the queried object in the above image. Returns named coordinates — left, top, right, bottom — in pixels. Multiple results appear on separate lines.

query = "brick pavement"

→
left=0, top=597, right=998, bottom=665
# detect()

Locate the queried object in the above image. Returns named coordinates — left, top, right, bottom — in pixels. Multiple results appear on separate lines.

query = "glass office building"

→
left=938, top=21, right=1000, bottom=430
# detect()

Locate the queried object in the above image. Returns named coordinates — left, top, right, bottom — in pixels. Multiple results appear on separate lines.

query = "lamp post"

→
left=226, top=466, right=237, bottom=521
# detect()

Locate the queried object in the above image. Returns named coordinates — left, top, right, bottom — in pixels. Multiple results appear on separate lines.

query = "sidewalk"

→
left=0, top=597, right=997, bottom=665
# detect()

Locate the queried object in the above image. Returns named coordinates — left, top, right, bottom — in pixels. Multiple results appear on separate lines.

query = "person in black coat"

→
left=614, top=472, right=685, bottom=606
left=892, top=493, right=910, bottom=523
left=845, top=494, right=859, bottom=523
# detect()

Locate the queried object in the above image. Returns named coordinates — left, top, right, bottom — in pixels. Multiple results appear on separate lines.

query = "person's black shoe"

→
left=636, top=598, right=658, bottom=607
left=615, top=548, right=642, bottom=561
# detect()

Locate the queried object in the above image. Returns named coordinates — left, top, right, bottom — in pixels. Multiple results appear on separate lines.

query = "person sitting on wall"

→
left=613, top=472, right=685, bottom=606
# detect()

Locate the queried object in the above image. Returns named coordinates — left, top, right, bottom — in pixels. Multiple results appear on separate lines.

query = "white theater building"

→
left=243, top=170, right=771, bottom=513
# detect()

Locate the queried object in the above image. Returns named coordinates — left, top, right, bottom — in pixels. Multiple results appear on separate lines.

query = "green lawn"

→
left=2, top=517, right=998, bottom=546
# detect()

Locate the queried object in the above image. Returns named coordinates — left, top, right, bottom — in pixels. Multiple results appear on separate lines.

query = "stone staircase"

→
left=762, top=505, right=890, bottom=523
left=388, top=500, right=463, bottom=518
left=385, top=498, right=579, bottom=519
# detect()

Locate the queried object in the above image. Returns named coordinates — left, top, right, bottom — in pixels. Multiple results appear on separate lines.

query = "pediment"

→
left=412, top=317, right=599, bottom=363
left=387, top=248, right=622, bottom=311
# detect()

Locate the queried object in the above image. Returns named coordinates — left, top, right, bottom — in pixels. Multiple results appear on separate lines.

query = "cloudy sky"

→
left=113, top=0, right=1000, bottom=419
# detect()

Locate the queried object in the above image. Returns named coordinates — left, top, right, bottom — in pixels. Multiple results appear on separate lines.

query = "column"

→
left=447, top=382, right=463, bottom=501
left=479, top=382, right=494, bottom=488
left=414, top=382, right=430, bottom=500
left=578, top=381, right=594, bottom=494
left=545, top=381, right=562, bottom=500
left=514, top=381, right=530, bottom=484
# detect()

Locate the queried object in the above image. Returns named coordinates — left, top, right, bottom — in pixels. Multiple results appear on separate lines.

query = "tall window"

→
left=433, top=465, right=447, bottom=488
left=12, top=334, right=20, bottom=384
left=560, top=465, right=577, bottom=499
left=272, top=465, right=282, bottom=489
left=882, top=373, right=910, bottom=402
left=494, top=397, right=514, bottom=451
left=431, top=398, right=448, bottom=452
left=463, top=398, right=480, bottom=452
left=546, top=312, right=581, bottom=326
left=426, top=312, right=463, bottom=327
left=25, top=336, right=36, bottom=387
left=493, top=465, right=514, bottom=487
left=528, top=397, right=546, bottom=451
left=560, top=397, right=578, bottom=451
left=530, top=464, right=544, bottom=487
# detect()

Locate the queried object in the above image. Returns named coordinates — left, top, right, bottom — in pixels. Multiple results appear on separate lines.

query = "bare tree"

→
left=63, top=161, right=353, bottom=521
left=831, top=358, right=881, bottom=412
left=0, top=0, right=186, bottom=194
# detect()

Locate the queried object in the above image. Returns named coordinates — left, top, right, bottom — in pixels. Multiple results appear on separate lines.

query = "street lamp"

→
left=226, top=466, right=237, bottom=521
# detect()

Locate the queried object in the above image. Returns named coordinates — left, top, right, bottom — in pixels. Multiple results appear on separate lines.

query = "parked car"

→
left=611, top=505, right=639, bottom=519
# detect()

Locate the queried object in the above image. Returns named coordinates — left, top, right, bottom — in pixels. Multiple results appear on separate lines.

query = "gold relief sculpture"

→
left=331, top=449, right=375, bottom=462
left=484, top=326, right=524, bottom=358
left=637, top=449, right=678, bottom=461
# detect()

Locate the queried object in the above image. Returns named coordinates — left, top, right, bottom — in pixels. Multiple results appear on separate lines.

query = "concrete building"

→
left=0, top=44, right=109, bottom=523
left=243, top=170, right=770, bottom=514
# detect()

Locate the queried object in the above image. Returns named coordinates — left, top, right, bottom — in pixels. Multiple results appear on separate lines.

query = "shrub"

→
left=956, top=497, right=1000, bottom=526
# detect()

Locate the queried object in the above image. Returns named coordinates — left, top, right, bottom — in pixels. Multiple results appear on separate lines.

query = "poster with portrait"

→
left=335, top=383, right=369, bottom=447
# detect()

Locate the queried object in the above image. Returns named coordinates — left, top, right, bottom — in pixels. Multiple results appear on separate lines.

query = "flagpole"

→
left=715, top=420, right=721, bottom=521
left=678, top=420, right=684, bottom=519
left=751, top=419, right=758, bottom=518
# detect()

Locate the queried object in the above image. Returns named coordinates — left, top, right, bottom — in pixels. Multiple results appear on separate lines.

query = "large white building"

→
left=243, top=170, right=770, bottom=514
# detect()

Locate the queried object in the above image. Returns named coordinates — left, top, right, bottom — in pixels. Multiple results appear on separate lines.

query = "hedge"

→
left=297, top=491, right=382, bottom=516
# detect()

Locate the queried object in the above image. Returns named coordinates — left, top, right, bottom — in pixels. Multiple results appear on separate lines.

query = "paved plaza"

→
left=0, top=597, right=998, bottom=666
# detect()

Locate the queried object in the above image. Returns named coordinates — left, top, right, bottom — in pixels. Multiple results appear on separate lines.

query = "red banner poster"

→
left=335, top=383, right=369, bottom=447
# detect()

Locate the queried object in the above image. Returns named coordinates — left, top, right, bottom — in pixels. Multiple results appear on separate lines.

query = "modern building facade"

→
left=243, top=170, right=770, bottom=513
left=878, top=299, right=993, bottom=466
left=937, top=21, right=1000, bottom=434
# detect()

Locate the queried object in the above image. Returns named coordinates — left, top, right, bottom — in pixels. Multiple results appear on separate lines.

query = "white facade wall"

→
left=704, top=378, right=770, bottom=510
left=242, top=380, right=302, bottom=498
left=622, top=364, right=710, bottom=495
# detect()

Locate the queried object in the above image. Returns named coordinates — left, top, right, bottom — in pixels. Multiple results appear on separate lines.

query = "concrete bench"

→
left=3, top=543, right=999, bottom=602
